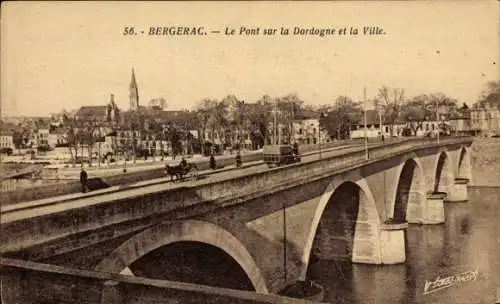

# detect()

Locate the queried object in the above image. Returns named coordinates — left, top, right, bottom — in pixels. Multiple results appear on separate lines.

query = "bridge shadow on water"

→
left=306, top=255, right=417, bottom=304
left=128, top=241, right=256, bottom=291
left=124, top=230, right=308, bottom=294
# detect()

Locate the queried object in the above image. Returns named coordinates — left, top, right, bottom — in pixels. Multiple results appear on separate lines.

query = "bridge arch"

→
left=391, top=156, right=426, bottom=223
left=433, top=150, right=455, bottom=195
left=95, top=219, right=269, bottom=293
left=457, top=146, right=472, bottom=180
left=300, top=170, right=381, bottom=279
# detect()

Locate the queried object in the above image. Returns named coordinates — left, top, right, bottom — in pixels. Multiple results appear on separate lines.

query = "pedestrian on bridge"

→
left=210, top=154, right=217, bottom=170
left=80, top=166, right=88, bottom=193
left=235, top=151, right=242, bottom=168
left=293, top=142, right=299, bottom=156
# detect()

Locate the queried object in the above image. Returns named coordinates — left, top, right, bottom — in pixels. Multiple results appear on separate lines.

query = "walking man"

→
left=80, top=166, right=88, bottom=193
left=235, top=151, right=242, bottom=168
left=210, top=154, right=216, bottom=170
left=293, top=142, right=299, bottom=156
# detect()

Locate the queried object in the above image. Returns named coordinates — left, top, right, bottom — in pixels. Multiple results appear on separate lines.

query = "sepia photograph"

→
left=1, top=1, right=499, bottom=303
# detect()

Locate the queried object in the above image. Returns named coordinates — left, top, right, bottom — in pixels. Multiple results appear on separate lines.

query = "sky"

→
left=1, top=1, right=498, bottom=117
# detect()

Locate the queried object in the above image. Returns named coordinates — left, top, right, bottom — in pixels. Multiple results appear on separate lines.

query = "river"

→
left=307, top=186, right=500, bottom=303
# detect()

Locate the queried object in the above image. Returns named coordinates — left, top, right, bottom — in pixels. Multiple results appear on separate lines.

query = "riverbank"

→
left=470, top=137, right=500, bottom=187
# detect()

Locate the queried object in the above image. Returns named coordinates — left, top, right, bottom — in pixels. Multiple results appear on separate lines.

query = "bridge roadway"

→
left=1, top=140, right=391, bottom=226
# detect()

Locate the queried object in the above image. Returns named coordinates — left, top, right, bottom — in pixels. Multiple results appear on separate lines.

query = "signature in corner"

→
left=423, top=269, right=479, bottom=295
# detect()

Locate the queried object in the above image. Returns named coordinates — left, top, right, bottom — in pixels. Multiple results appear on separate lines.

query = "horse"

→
left=165, top=163, right=198, bottom=181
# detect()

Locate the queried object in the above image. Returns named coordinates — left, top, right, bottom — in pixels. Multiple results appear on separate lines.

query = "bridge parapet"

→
left=203, top=137, right=472, bottom=201
left=0, top=137, right=473, bottom=258
left=1, top=258, right=315, bottom=304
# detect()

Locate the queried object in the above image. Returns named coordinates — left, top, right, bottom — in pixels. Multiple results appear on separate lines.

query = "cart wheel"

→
left=188, top=167, right=198, bottom=180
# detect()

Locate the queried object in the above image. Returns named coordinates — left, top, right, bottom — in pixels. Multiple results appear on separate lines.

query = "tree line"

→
left=9, top=81, right=498, bottom=166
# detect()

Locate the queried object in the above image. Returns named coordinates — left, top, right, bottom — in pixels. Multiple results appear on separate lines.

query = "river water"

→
left=307, top=186, right=500, bottom=304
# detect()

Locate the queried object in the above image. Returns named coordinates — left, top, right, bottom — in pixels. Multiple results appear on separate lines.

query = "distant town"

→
left=1, top=70, right=499, bottom=170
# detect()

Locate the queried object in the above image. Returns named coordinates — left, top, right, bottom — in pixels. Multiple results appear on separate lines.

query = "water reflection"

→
left=308, top=187, right=499, bottom=303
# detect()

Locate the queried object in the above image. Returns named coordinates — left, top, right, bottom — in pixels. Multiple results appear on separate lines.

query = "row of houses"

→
left=349, top=110, right=470, bottom=139
left=350, top=93, right=500, bottom=139
left=2, top=92, right=499, bottom=157
left=0, top=122, right=67, bottom=152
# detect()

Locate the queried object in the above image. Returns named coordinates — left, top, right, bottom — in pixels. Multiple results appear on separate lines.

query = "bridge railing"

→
left=0, top=137, right=417, bottom=205
left=194, top=137, right=473, bottom=202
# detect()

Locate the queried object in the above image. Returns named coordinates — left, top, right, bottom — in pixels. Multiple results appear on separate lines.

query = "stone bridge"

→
left=1, top=137, right=473, bottom=298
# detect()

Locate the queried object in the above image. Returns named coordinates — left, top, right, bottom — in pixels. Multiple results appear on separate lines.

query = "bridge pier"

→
left=351, top=222, right=408, bottom=265
left=101, top=280, right=121, bottom=304
left=420, top=192, right=447, bottom=224
left=378, top=222, right=408, bottom=264
left=445, top=178, right=469, bottom=202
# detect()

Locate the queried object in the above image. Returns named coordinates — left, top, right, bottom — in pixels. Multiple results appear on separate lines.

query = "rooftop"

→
left=350, top=110, right=398, bottom=125
left=294, top=110, right=320, bottom=120
left=75, top=106, right=109, bottom=118
left=49, top=127, right=66, bottom=135
left=0, top=130, right=14, bottom=136
left=0, top=122, right=17, bottom=132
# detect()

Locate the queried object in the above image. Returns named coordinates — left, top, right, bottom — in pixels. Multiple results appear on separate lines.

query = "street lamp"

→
left=319, top=112, right=325, bottom=159
left=363, top=87, right=369, bottom=160
left=378, top=103, right=383, bottom=140
left=282, top=197, right=287, bottom=284
left=274, top=99, right=278, bottom=145
left=436, top=99, right=440, bottom=144
left=123, top=152, right=128, bottom=174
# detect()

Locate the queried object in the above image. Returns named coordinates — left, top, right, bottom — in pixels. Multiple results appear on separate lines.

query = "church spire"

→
left=129, top=68, right=139, bottom=111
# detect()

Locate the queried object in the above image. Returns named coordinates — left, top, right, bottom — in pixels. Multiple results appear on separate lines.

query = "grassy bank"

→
left=470, top=137, right=500, bottom=187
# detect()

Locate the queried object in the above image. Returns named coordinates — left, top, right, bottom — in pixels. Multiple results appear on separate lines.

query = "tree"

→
left=62, top=114, right=81, bottom=167
left=375, top=86, right=406, bottom=135
left=232, top=101, right=248, bottom=149
left=428, top=93, right=458, bottom=120
left=478, top=80, right=500, bottom=100
left=212, top=100, right=229, bottom=150
left=196, top=99, right=229, bottom=151
left=166, top=126, right=182, bottom=159
left=149, top=120, right=164, bottom=161
left=120, top=111, right=145, bottom=164
left=400, top=95, right=430, bottom=136
left=196, top=98, right=218, bottom=155
left=277, top=94, right=304, bottom=144
left=250, top=95, right=273, bottom=147
left=322, top=96, right=360, bottom=140
left=12, top=125, right=26, bottom=154
left=80, top=118, right=102, bottom=167
left=148, top=97, right=167, bottom=110
left=221, top=95, right=245, bottom=149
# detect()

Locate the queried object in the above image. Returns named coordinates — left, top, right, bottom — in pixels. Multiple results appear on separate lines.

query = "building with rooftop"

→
left=48, top=127, right=67, bottom=148
left=349, top=109, right=406, bottom=139
left=470, top=93, right=500, bottom=136
left=130, top=68, right=140, bottom=111
left=0, top=130, right=14, bottom=150
left=292, top=110, right=330, bottom=145
left=74, top=94, right=120, bottom=125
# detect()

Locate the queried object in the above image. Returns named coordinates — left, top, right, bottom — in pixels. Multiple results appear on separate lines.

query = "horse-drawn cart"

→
left=165, top=163, right=198, bottom=181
